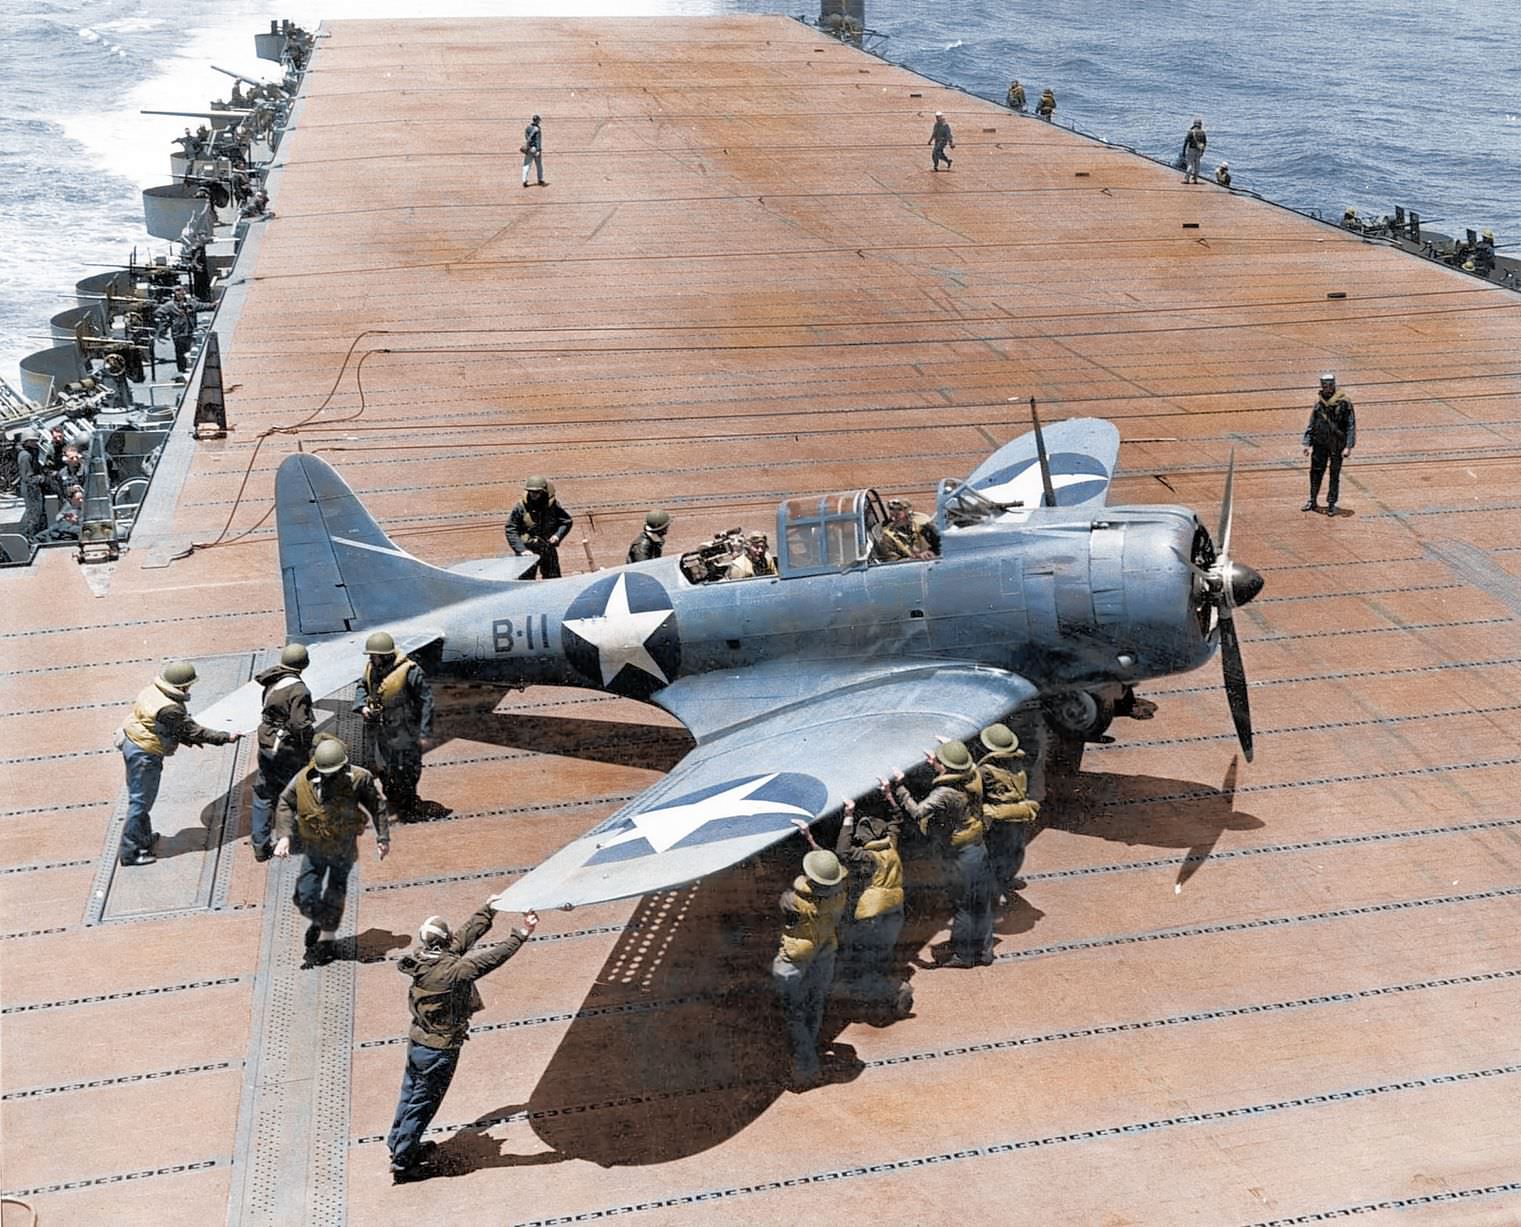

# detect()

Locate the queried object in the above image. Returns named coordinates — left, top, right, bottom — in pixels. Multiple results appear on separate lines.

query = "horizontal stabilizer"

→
left=191, top=625, right=443, bottom=735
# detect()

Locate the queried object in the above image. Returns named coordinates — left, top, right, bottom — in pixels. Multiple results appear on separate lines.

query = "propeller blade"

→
left=1216, top=447, right=1236, bottom=562
left=1030, top=396, right=1057, bottom=508
left=1217, top=611, right=1254, bottom=762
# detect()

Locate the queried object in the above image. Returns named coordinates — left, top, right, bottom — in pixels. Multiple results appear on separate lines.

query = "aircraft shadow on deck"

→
left=427, top=723, right=1262, bottom=1169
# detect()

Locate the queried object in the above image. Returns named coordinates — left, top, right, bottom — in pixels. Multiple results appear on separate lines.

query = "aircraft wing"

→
left=191, top=625, right=444, bottom=734
left=492, top=659, right=1038, bottom=912
left=964, top=417, right=1121, bottom=508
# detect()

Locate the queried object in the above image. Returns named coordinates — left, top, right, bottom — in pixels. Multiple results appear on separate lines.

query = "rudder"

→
left=276, top=453, right=506, bottom=640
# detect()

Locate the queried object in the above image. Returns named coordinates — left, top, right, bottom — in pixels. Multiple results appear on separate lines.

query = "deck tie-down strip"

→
left=229, top=694, right=364, bottom=1227
left=350, top=965, right=1521, bottom=1147
left=509, top=1061, right=1521, bottom=1225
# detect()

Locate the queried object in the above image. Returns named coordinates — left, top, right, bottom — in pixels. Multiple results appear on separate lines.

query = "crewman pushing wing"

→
left=888, top=740, right=994, bottom=968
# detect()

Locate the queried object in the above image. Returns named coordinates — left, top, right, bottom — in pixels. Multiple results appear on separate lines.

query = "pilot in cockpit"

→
left=869, top=498, right=941, bottom=563
left=725, top=532, right=777, bottom=580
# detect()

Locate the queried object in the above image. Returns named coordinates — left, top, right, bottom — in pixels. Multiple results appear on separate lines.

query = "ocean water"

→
left=2, top=0, right=1518, bottom=387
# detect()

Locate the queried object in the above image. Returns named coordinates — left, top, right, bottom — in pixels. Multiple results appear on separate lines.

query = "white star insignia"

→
left=562, top=573, right=673, bottom=686
left=596, top=773, right=815, bottom=855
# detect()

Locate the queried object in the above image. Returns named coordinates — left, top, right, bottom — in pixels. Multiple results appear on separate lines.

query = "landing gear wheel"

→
left=1046, top=690, right=1115, bottom=741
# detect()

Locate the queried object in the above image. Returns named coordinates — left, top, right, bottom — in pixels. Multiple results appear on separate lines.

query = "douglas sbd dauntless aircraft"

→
left=200, top=415, right=1263, bottom=911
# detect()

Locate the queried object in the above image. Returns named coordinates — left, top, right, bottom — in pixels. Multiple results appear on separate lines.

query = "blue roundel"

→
left=586, top=772, right=830, bottom=865
left=973, top=450, right=1111, bottom=507
left=560, top=571, right=679, bottom=699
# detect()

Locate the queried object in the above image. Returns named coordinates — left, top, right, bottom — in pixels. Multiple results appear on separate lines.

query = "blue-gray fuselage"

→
left=412, top=502, right=1217, bottom=706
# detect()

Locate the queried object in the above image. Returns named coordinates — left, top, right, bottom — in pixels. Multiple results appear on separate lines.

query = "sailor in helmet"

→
left=273, top=735, right=389, bottom=966
left=627, top=508, right=672, bottom=563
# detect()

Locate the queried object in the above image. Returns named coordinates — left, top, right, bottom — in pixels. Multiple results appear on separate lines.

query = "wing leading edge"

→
left=492, top=660, right=1038, bottom=911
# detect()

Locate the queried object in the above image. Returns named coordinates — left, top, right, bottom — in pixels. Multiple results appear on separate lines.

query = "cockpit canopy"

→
left=775, top=489, right=887, bottom=577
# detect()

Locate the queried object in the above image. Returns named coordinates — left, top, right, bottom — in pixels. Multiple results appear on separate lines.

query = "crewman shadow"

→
left=353, top=927, right=412, bottom=964
left=494, top=845, right=822, bottom=1167
left=1054, top=755, right=1262, bottom=887
left=429, top=1113, right=572, bottom=1177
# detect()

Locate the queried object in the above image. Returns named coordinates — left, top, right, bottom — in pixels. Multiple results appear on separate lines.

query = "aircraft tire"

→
left=1045, top=690, right=1114, bottom=741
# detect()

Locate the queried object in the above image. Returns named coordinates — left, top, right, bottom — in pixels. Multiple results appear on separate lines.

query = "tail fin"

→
left=276, top=453, right=507, bottom=640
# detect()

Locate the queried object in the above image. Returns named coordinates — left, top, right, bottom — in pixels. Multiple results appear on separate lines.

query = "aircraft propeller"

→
left=1204, top=450, right=1264, bottom=761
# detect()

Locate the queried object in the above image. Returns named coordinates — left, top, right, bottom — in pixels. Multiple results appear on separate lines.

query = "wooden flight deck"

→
left=2, top=15, right=1520, bottom=1226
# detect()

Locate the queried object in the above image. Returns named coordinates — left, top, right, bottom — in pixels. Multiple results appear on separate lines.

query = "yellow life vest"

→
left=780, top=876, right=848, bottom=964
left=292, top=765, right=373, bottom=853
left=943, top=768, right=986, bottom=848
left=121, top=682, right=185, bottom=757
left=365, top=655, right=416, bottom=712
left=854, top=837, right=905, bottom=919
left=979, top=750, right=1039, bottom=824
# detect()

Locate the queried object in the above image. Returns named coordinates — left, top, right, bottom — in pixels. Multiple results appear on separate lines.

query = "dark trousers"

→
left=375, top=736, right=422, bottom=816
left=772, top=946, right=836, bottom=1081
left=387, top=1040, right=460, bottom=1168
left=171, top=334, right=194, bottom=372
left=522, top=544, right=561, bottom=580
left=250, top=750, right=301, bottom=848
left=932, top=140, right=951, bottom=169
left=838, top=909, right=904, bottom=1005
left=294, top=848, right=353, bottom=931
left=985, top=821, right=1030, bottom=894
left=1309, top=446, right=1345, bottom=507
left=21, top=490, right=47, bottom=537
left=949, top=842, right=995, bottom=963
left=120, top=742, right=164, bottom=860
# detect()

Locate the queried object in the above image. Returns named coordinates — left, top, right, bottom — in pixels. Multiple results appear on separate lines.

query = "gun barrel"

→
left=140, top=108, right=255, bottom=119
left=211, top=65, right=264, bottom=87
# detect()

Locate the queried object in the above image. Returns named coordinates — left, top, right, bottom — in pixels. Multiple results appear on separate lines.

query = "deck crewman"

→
left=249, top=643, right=315, bottom=862
left=1037, top=88, right=1056, bottom=121
left=273, top=735, right=389, bottom=967
left=13, top=428, right=48, bottom=538
left=888, top=739, right=994, bottom=968
left=794, top=801, right=913, bottom=1020
left=1181, top=118, right=1207, bottom=184
left=505, top=475, right=573, bottom=579
left=1007, top=79, right=1026, bottom=111
left=117, top=661, right=240, bottom=867
left=355, top=630, right=434, bottom=822
left=521, top=113, right=546, bottom=187
left=772, top=845, right=849, bottom=1089
left=929, top=111, right=955, bottom=171
left=973, top=724, right=1040, bottom=900
left=1302, top=372, right=1356, bottom=516
left=626, top=509, right=671, bottom=563
left=387, top=898, right=538, bottom=1182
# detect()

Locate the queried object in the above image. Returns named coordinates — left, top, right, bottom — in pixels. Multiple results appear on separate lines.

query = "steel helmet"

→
left=1319, top=372, right=1336, bottom=385
left=364, top=630, right=396, bottom=655
left=936, top=740, right=973, bottom=771
left=980, top=724, right=1024, bottom=755
left=802, top=849, right=847, bottom=887
left=418, top=915, right=452, bottom=946
left=313, top=738, right=349, bottom=774
left=280, top=642, right=310, bottom=668
left=524, top=475, right=549, bottom=493
left=161, top=661, right=198, bottom=687
left=645, top=509, right=671, bottom=532
left=17, top=427, right=40, bottom=444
